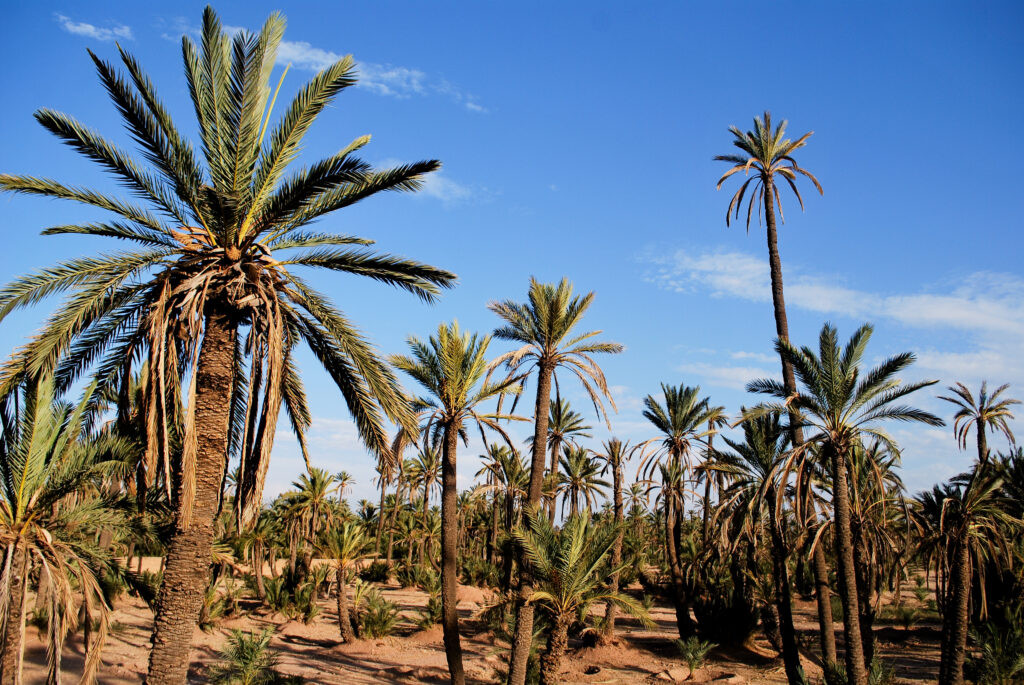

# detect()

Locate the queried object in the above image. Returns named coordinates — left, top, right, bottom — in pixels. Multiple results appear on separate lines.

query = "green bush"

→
left=675, top=636, right=716, bottom=673
left=966, top=617, right=1024, bottom=685
left=358, top=560, right=390, bottom=583
left=208, top=629, right=303, bottom=684
left=356, top=587, right=400, bottom=638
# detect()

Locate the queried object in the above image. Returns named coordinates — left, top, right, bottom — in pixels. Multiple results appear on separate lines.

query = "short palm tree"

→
left=407, top=446, right=442, bottom=565
left=939, top=382, right=1019, bottom=467
left=593, top=438, right=641, bottom=639
left=488, top=277, right=622, bottom=685
left=749, top=322, right=942, bottom=685
left=0, top=10, right=455, bottom=682
left=541, top=399, right=592, bottom=521
left=514, top=510, right=651, bottom=685
left=717, top=410, right=804, bottom=685
left=0, top=377, right=127, bottom=685
left=557, top=445, right=608, bottom=517
left=391, top=321, right=521, bottom=685
left=318, top=522, right=371, bottom=643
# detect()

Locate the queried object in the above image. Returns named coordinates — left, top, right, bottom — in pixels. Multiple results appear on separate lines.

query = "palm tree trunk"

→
left=853, top=522, right=875, bottom=667
left=509, top=361, right=554, bottom=685
left=539, top=614, right=571, bottom=685
left=146, top=305, right=235, bottom=685
left=336, top=568, right=355, bottom=643
left=812, top=526, right=838, bottom=666
left=440, top=424, right=465, bottom=685
left=665, top=494, right=695, bottom=639
left=602, top=459, right=625, bottom=641
left=546, top=438, right=561, bottom=523
left=828, top=444, right=868, bottom=685
left=767, top=489, right=805, bottom=685
left=1, top=543, right=29, bottom=685
left=253, top=545, right=267, bottom=602
left=377, top=481, right=387, bottom=553
left=940, top=538, right=971, bottom=685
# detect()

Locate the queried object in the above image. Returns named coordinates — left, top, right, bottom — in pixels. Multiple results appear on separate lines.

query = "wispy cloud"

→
left=645, top=248, right=1024, bottom=337
left=55, top=14, right=133, bottom=41
left=676, top=361, right=777, bottom=391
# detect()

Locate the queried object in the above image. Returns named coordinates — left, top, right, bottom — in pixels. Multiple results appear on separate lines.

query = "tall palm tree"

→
left=593, top=438, right=640, bottom=640
left=939, top=382, right=1019, bottom=467
left=476, top=444, right=528, bottom=584
left=641, top=383, right=722, bottom=639
left=319, top=522, right=371, bottom=643
left=541, top=399, right=592, bottom=522
left=488, top=277, right=622, bottom=685
left=717, top=410, right=804, bottom=685
left=0, top=10, right=455, bottom=682
left=0, top=377, right=127, bottom=685
left=749, top=322, right=942, bottom=685
left=391, top=321, right=521, bottom=685
left=714, top=112, right=831, bottom=661
left=513, top=510, right=651, bottom=685
left=557, top=445, right=608, bottom=517
left=334, top=470, right=355, bottom=501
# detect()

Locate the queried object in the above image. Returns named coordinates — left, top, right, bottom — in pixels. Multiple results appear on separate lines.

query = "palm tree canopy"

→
left=938, top=381, right=1019, bottom=454
left=0, top=7, right=456, bottom=526
left=641, top=383, right=724, bottom=476
left=714, top=110, right=823, bottom=231
left=488, top=277, right=622, bottom=426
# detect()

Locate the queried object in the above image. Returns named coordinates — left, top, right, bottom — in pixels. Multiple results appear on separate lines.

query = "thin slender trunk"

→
left=602, top=458, right=624, bottom=641
left=665, top=492, right=695, bottom=639
left=546, top=438, right=560, bottom=524
left=146, top=305, right=235, bottom=685
left=767, top=488, right=805, bottom=685
left=852, top=521, right=874, bottom=667
left=488, top=482, right=499, bottom=564
left=812, top=527, right=838, bottom=666
left=1, top=543, right=29, bottom=685
left=440, top=424, right=465, bottom=685
left=376, top=482, right=387, bottom=553
left=940, top=537, right=971, bottom=685
left=253, top=545, right=267, bottom=602
left=829, top=444, right=867, bottom=685
left=702, top=428, right=715, bottom=549
left=509, top=361, right=554, bottom=685
left=336, top=568, right=355, bottom=643
left=539, top=614, right=570, bottom=685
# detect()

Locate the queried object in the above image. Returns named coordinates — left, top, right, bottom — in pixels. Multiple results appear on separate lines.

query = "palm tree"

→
left=514, top=510, right=651, bottom=685
left=239, top=511, right=278, bottom=602
left=715, top=112, right=832, bottom=661
left=0, top=10, right=455, bottom=681
left=407, top=446, right=442, bottom=566
left=476, top=444, right=529, bottom=584
left=717, top=410, right=804, bottom=685
left=641, top=383, right=722, bottom=638
left=319, top=522, right=371, bottom=643
left=541, top=399, right=592, bottom=522
left=557, top=445, right=608, bottom=517
left=593, top=438, right=640, bottom=640
left=939, top=382, right=1019, bottom=467
left=488, top=277, right=622, bottom=685
left=0, top=377, right=127, bottom=685
left=391, top=321, right=522, bottom=685
left=334, top=470, right=355, bottom=501
left=749, top=322, right=942, bottom=685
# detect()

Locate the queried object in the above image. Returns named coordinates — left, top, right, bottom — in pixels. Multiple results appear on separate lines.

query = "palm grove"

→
left=0, top=8, right=1021, bottom=685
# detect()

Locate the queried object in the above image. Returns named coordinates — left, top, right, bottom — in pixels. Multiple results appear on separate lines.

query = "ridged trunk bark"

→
left=539, top=614, right=570, bottom=685
left=146, top=305, right=235, bottom=685
left=939, top=537, right=971, bottom=685
left=440, top=424, right=465, bottom=685
left=508, top=361, right=554, bottom=685
left=812, top=528, right=838, bottom=666
left=546, top=438, right=560, bottom=524
left=665, top=490, right=695, bottom=639
left=767, top=487, right=806, bottom=685
left=601, top=457, right=624, bottom=641
left=852, top=519, right=875, bottom=668
left=828, top=444, right=868, bottom=685
left=0, top=543, right=28, bottom=685
left=335, top=568, right=355, bottom=643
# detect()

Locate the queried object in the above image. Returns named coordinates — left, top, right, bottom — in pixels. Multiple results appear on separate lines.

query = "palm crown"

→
left=715, top=110, right=823, bottom=230
left=0, top=8, right=455, bottom=523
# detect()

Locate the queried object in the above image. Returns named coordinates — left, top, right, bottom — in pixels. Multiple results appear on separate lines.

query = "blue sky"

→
left=1, top=2, right=1022, bottom=506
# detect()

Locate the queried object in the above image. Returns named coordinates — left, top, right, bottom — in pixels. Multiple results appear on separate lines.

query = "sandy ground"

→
left=22, top=559, right=941, bottom=684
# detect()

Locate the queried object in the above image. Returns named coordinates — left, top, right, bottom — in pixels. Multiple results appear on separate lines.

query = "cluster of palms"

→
left=0, top=7, right=1020, bottom=685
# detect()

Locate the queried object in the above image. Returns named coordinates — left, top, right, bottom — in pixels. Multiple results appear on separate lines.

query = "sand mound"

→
left=410, top=625, right=444, bottom=644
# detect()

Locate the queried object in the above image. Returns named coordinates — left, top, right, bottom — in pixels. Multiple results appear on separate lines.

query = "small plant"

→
left=675, top=636, right=716, bottom=673
left=356, top=587, right=400, bottom=638
left=358, top=560, right=390, bottom=583
left=416, top=593, right=443, bottom=629
left=208, top=629, right=304, bottom=684
left=892, top=603, right=918, bottom=631
left=966, top=619, right=1024, bottom=685
left=824, top=658, right=895, bottom=685
left=912, top=585, right=929, bottom=604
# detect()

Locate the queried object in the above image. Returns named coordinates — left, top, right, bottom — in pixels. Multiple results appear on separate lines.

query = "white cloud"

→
left=55, top=14, right=133, bottom=41
left=676, top=361, right=777, bottom=391
left=419, top=173, right=475, bottom=206
left=730, top=350, right=777, bottom=363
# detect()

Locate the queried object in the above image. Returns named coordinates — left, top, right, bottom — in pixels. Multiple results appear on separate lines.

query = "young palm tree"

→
left=939, top=382, right=1019, bottom=467
left=391, top=321, right=522, bottom=685
left=717, top=410, right=804, bottom=685
left=488, top=277, right=622, bottom=685
left=514, top=510, right=651, bottom=685
left=641, top=383, right=722, bottom=638
left=239, top=510, right=278, bottom=602
left=408, top=446, right=442, bottom=566
left=334, top=471, right=355, bottom=501
left=541, top=399, right=592, bottom=522
left=715, top=113, right=833, bottom=660
left=557, top=445, right=608, bottom=517
left=0, top=377, right=127, bottom=685
left=0, top=10, right=455, bottom=682
left=319, top=522, right=371, bottom=643
left=749, top=322, right=942, bottom=685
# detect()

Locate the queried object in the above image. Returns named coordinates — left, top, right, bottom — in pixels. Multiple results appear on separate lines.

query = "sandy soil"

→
left=21, top=560, right=941, bottom=684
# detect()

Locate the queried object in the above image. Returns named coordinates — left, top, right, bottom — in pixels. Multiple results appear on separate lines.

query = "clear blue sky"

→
left=2, top=2, right=1022, bottom=505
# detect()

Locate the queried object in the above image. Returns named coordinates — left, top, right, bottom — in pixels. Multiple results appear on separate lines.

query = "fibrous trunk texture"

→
left=441, top=424, right=465, bottom=685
